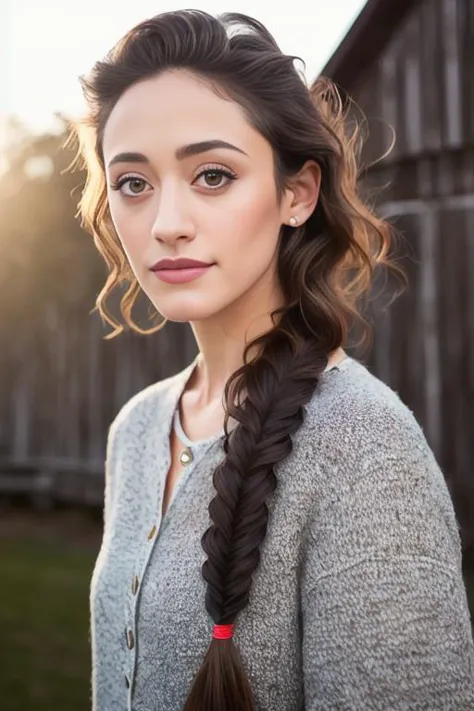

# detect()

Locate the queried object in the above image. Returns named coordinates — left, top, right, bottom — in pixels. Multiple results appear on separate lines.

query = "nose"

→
left=150, top=184, right=195, bottom=245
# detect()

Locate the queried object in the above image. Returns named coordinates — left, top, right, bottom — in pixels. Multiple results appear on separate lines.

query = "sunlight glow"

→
left=4, top=0, right=367, bottom=132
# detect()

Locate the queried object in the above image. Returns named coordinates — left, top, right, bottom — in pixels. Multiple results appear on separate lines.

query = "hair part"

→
left=71, top=10, right=404, bottom=710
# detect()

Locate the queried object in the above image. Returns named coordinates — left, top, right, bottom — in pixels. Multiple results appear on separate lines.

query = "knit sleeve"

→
left=299, top=399, right=474, bottom=709
left=101, top=398, right=135, bottom=540
left=101, top=415, right=121, bottom=538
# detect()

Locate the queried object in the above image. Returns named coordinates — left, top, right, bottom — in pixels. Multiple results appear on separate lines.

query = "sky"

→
left=0, top=0, right=367, bottom=133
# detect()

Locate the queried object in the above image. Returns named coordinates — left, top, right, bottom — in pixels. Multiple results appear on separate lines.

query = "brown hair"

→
left=72, top=10, right=402, bottom=710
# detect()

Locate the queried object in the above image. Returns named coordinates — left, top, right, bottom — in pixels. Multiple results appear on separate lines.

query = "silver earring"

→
left=289, top=216, right=299, bottom=227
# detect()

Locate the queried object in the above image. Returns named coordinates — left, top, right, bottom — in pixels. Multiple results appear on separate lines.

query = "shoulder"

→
left=301, top=357, right=462, bottom=567
left=305, top=356, right=430, bottom=461
left=303, top=357, right=446, bottom=501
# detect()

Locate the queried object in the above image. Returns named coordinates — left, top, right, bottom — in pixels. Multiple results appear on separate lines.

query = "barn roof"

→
left=321, top=0, right=422, bottom=91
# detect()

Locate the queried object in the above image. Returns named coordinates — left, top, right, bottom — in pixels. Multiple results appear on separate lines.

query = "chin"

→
left=151, top=299, right=222, bottom=324
left=143, top=276, right=239, bottom=323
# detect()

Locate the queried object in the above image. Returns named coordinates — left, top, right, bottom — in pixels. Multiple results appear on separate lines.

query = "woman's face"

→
left=102, top=70, right=291, bottom=324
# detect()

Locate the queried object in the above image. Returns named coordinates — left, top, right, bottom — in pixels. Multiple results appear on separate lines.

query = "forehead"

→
left=102, top=69, right=265, bottom=160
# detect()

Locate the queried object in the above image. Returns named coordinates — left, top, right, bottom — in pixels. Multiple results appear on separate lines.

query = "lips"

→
left=151, top=263, right=214, bottom=284
left=150, top=258, right=213, bottom=271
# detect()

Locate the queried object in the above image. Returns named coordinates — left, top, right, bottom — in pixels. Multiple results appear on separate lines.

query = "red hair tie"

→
left=212, top=623, right=234, bottom=640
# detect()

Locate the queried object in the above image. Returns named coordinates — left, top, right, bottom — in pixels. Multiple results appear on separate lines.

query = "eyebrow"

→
left=107, top=140, right=248, bottom=168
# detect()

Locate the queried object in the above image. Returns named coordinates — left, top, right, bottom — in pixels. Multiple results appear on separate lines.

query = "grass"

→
left=0, top=530, right=98, bottom=711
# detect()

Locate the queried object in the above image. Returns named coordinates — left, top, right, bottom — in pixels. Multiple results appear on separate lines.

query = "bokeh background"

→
left=1, top=1, right=473, bottom=709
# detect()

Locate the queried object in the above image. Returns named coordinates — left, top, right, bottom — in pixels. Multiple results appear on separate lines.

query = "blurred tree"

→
left=0, top=115, right=105, bottom=353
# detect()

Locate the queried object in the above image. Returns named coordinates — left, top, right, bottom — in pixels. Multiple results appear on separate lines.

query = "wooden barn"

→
left=322, top=0, right=474, bottom=560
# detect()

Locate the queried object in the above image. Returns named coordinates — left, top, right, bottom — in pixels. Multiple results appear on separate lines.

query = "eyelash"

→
left=109, top=165, right=238, bottom=196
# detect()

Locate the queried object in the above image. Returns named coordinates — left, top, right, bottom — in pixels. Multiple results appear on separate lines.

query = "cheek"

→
left=108, top=200, right=149, bottom=258
left=218, top=183, right=281, bottom=258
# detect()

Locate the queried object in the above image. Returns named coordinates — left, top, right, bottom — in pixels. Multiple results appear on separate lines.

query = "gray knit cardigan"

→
left=90, top=355, right=474, bottom=710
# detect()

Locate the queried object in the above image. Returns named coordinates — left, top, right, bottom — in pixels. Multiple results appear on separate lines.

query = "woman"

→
left=74, top=10, right=474, bottom=711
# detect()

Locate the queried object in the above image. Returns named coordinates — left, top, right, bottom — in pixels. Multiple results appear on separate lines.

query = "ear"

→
left=281, top=160, right=321, bottom=226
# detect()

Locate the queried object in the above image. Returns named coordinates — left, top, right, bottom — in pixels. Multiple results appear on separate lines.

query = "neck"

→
left=188, top=276, right=285, bottom=406
left=185, top=276, right=346, bottom=408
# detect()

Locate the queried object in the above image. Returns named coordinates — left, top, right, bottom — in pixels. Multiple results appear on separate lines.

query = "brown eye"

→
left=204, top=171, right=224, bottom=187
left=193, top=167, right=237, bottom=191
left=128, top=178, right=146, bottom=194
left=110, top=176, right=151, bottom=197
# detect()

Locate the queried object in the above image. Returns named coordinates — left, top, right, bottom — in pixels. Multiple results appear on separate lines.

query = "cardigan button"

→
left=125, top=674, right=130, bottom=689
left=147, top=524, right=157, bottom=540
left=132, top=575, right=139, bottom=595
left=125, top=628, right=135, bottom=650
